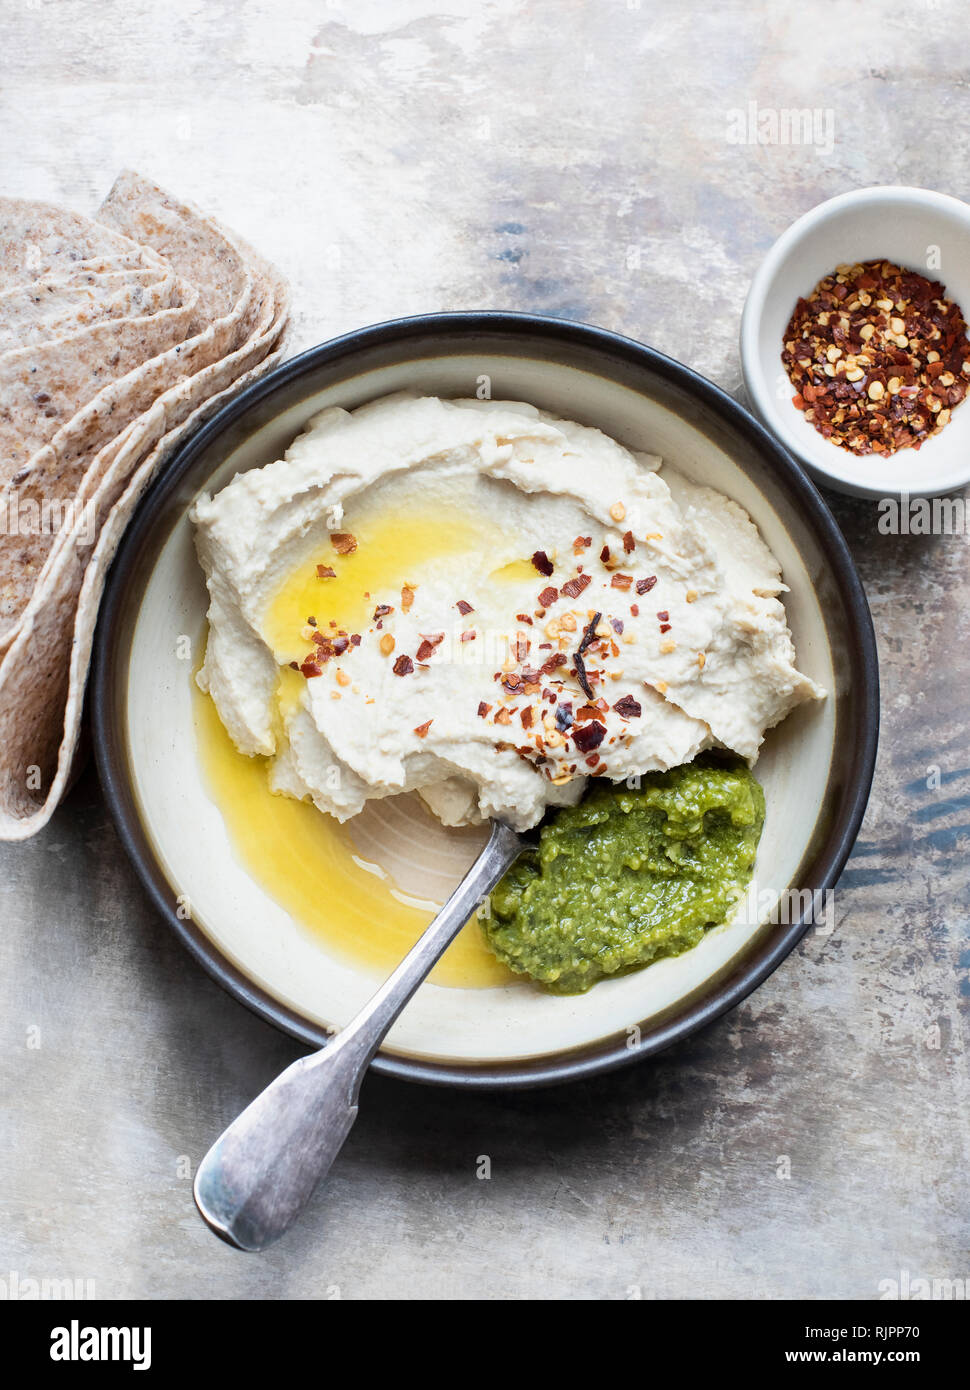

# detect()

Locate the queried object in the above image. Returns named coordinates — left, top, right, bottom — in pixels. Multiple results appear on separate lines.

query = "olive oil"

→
left=192, top=667, right=513, bottom=989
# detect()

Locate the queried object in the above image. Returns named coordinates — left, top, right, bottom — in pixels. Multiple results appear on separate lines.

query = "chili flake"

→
left=613, top=694, right=642, bottom=718
left=561, top=573, right=592, bottom=600
left=783, top=258, right=970, bottom=455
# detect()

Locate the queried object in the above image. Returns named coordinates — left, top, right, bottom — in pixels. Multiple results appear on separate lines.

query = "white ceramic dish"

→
left=92, top=314, right=878, bottom=1087
left=741, top=186, right=970, bottom=500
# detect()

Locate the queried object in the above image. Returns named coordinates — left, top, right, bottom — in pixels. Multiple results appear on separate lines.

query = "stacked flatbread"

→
left=0, top=171, right=289, bottom=840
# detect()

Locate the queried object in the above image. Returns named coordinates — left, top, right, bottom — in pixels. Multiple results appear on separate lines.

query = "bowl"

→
left=91, top=312, right=879, bottom=1088
left=741, top=186, right=970, bottom=500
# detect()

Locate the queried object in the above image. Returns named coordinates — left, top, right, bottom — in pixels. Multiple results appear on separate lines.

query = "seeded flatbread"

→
left=0, top=245, right=287, bottom=655
left=0, top=286, right=200, bottom=480
left=0, top=173, right=267, bottom=643
left=0, top=322, right=288, bottom=839
left=97, top=171, right=255, bottom=347
left=0, top=265, right=181, bottom=353
left=0, top=173, right=289, bottom=838
left=0, top=199, right=169, bottom=290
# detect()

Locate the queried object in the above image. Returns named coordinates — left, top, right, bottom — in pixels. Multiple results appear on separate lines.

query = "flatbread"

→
left=0, top=320, right=288, bottom=839
left=0, top=199, right=168, bottom=290
left=0, top=265, right=180, bottom=353
left=0, top=286, right=200, bottom=478
left=5, top=242, right=287, bottom=651
left=97, top=171, right=256, bottom=346
left=0, top=172, right=268, bottom=644
left=0, top=173, right=290, bottom=837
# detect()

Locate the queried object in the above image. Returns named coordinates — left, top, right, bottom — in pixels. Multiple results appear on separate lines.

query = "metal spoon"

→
left=193, top=819, right=524, bottom=1251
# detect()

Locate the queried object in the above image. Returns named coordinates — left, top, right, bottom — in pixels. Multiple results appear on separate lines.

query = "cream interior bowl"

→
left=91, top=313, right=878, bottom=1087
left=741, top=186, right=970, bottom=499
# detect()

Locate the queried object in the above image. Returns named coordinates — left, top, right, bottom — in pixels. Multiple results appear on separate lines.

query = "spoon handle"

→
left=193, top=819, right=524, bottom=1251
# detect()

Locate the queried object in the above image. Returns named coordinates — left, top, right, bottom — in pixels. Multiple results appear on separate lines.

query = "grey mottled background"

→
left=1, top=0, right=968, bottom=1300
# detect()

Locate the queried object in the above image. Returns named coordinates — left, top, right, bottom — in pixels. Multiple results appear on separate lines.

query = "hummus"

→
left=192, top=394, right=823, bottom=832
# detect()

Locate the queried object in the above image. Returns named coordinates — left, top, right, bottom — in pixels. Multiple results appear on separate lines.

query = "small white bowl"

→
left=741, top=186, right=970, bottom=499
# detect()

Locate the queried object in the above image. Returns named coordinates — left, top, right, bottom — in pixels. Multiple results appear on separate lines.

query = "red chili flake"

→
left=600, top=545, right=611, bottom=564
left=331, top=533, right=357, bottom=555
left=656, top=610, right=669, bottom=621
left=513, top=634, right=531, bottom=661
left=561, top=573, right=592, bottom=600
left=393, top=655, right=414, bottom=676
left=307, top=616, right=318, bottom=627
left=574, top=704, right=604, bottom=722
left=541, top=652, right=567, bottom=674
left=501, top=672, right=523, bottom=693
left=515, top=614, right=534, bottom=625
left=414, top=720, right=433, bottom=738
left=613, top=695, right=642, bottom=718
left=531, top=550, right=554, bottom=576
left=636, top=576, right=657, bottom=595
left=572, top=721, right=605, bottom=753
left=415, top=633, right=445, bottom=661
left=333, top=636, right=349, bottom=655
left=456, top=599, right=473, bottom=615
left=782, top=258, right=970, bottom=457
left=611, top=573, right=633, bottom=591
left=574, top=535, right=592, bottom=548
left=538, top=585, right=558, bottom=607
left=316, top=564, right=336, bottom=579
left=288, top=660, right=299, bottom=670
left=461, top=630, right=476, bottom=642
left=630, top=604, right=639, bottom=617
left=350, top=633, right=361, bottom=646
left=373, top=603, right=394, bottom=619
left=659, top=623, right=672, bottom=634
left=300, top=658, right=323, bottom=678
left=622, top=530, right=635, bottom=553
left=520, top=706, right=534, bottom=729
left=478, top=701, right=492, bottom=717
left=494, top=708, right=512, bottom=725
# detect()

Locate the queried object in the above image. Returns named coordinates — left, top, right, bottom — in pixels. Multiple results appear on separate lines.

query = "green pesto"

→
left=481, top=757, right=766, bottom=994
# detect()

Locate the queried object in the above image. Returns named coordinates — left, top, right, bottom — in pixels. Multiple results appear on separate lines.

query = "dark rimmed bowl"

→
left=91, top=312, right=879, bottom=1088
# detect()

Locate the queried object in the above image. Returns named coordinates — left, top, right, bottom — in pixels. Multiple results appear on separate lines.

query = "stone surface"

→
left=1, top=0, right=968, bottom=1299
